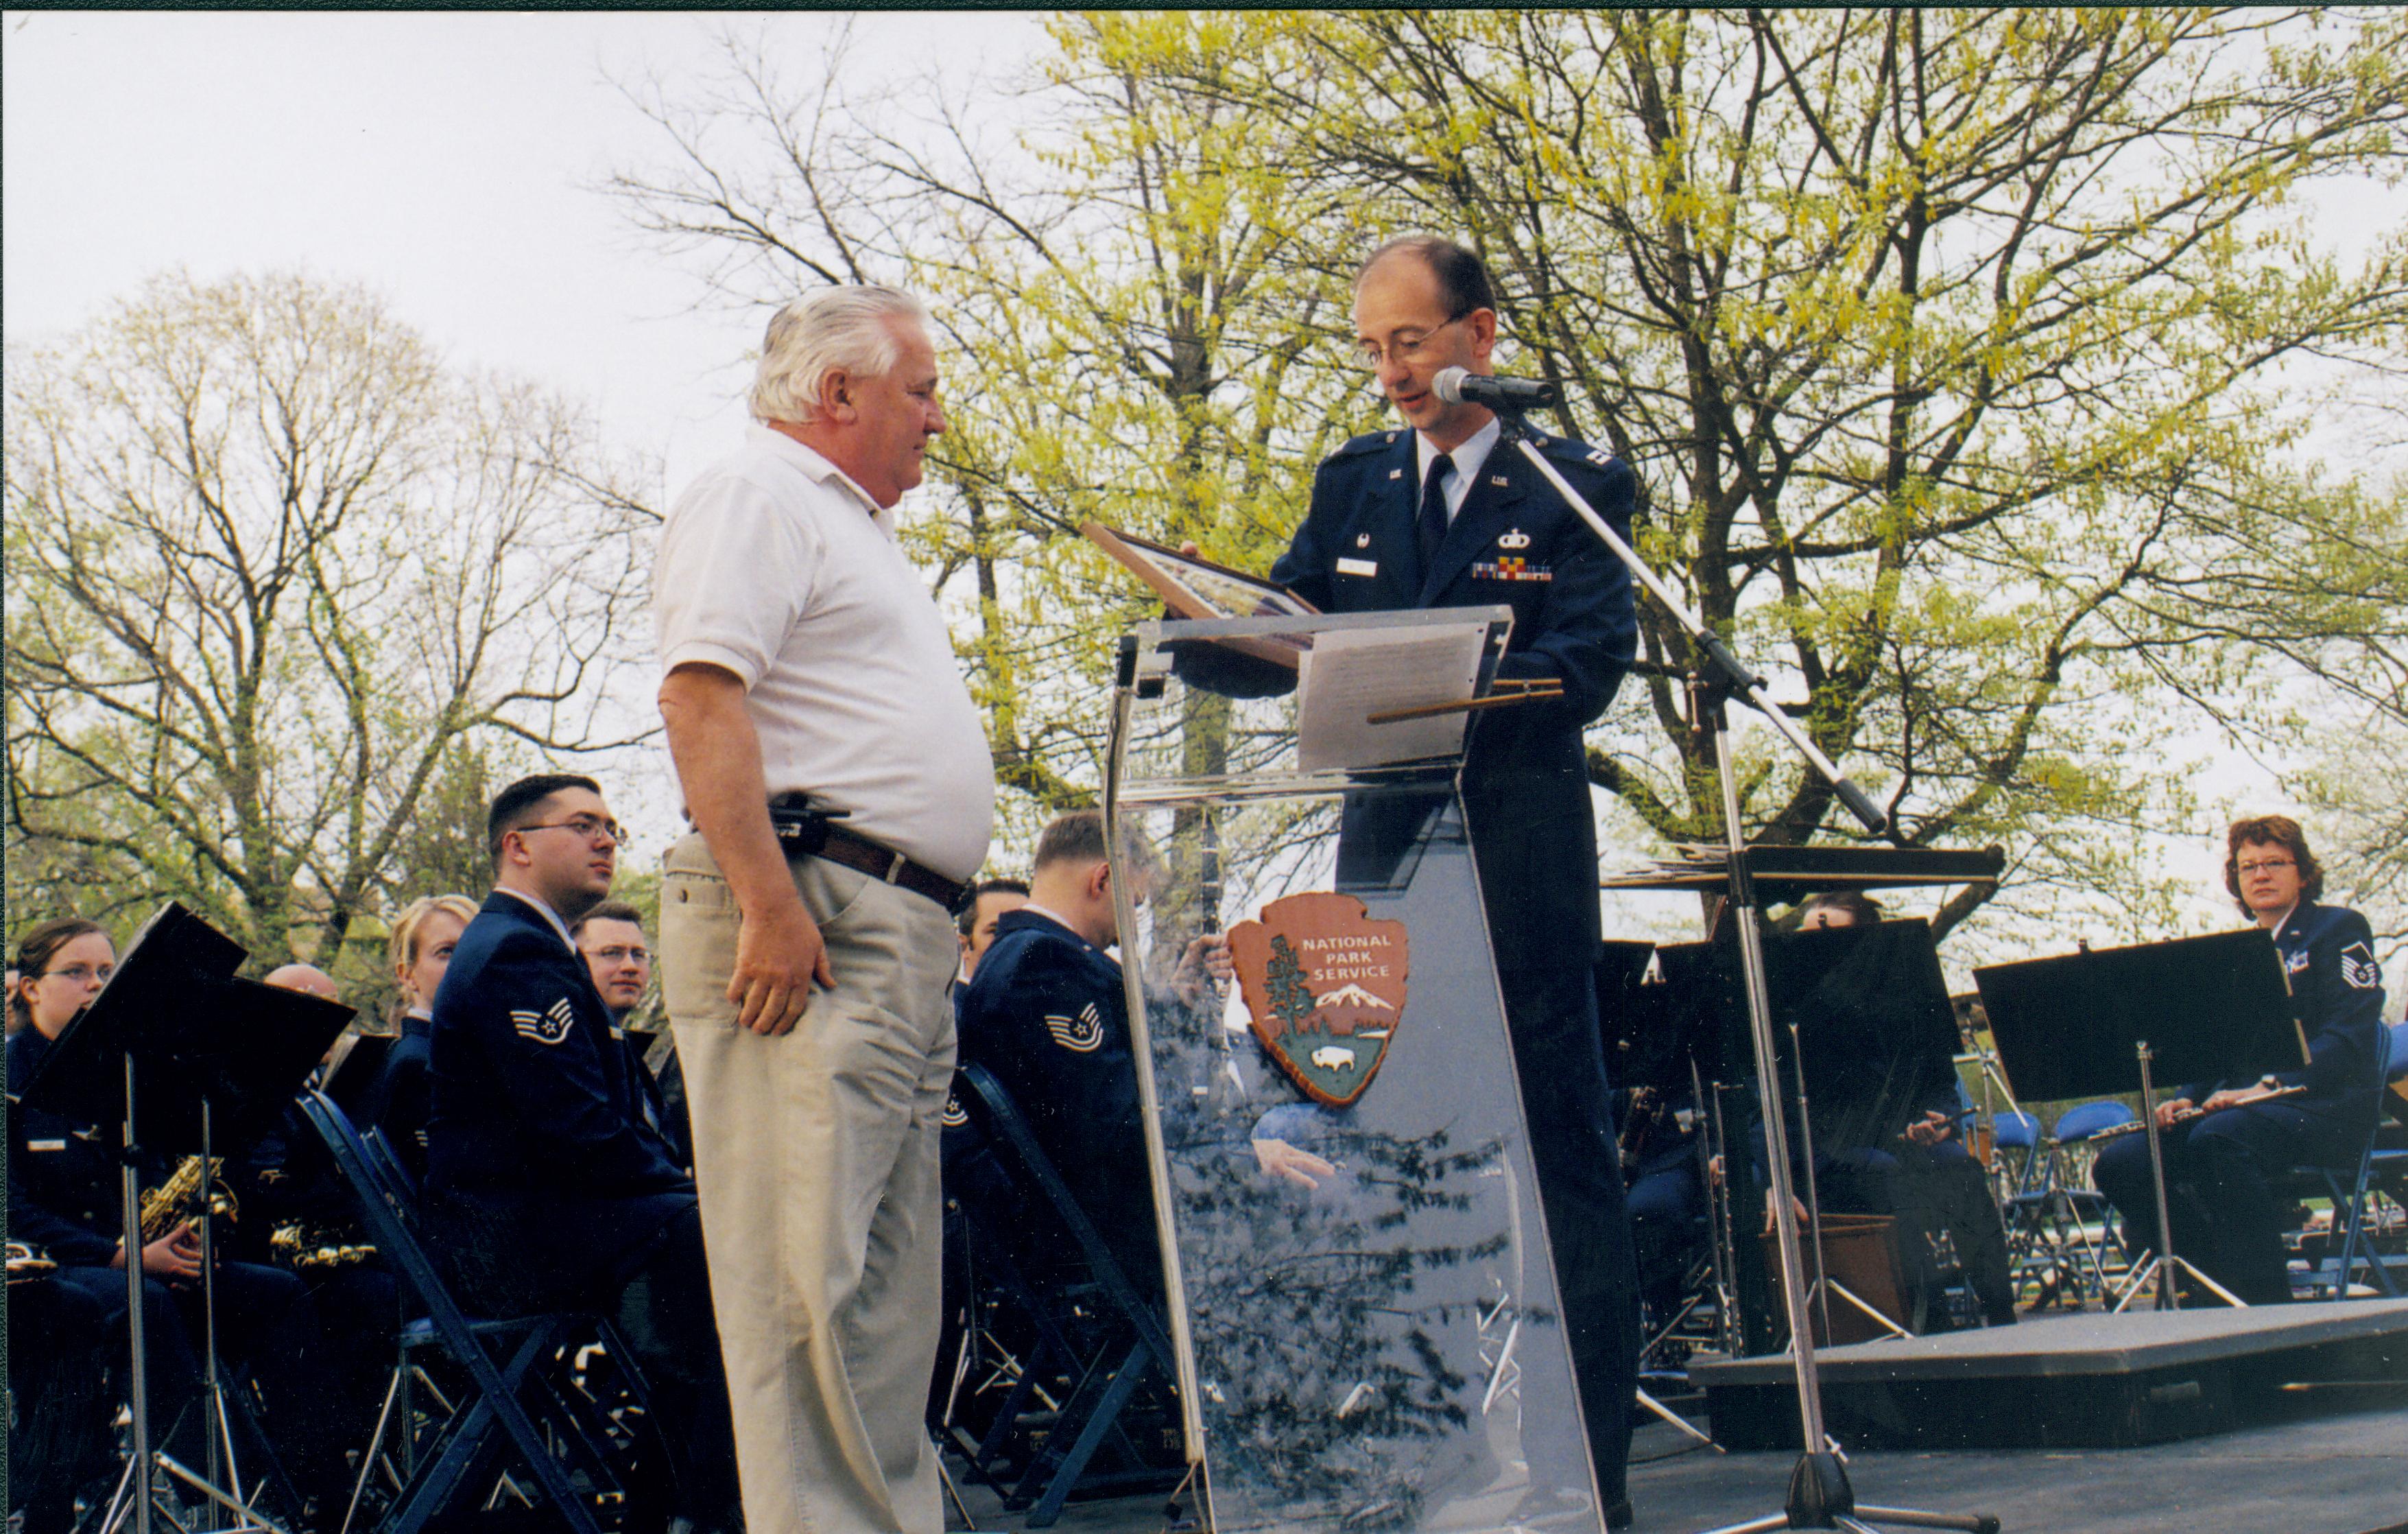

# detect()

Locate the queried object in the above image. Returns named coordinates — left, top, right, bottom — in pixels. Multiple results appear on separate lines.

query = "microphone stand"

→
left=1499, top=407, right=2001, bottom=1534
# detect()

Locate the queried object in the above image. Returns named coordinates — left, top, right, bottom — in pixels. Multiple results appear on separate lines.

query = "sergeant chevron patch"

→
left=1045, top=1003, right=1106, bottom=1053
left=2340, top=941, right=2381, bottom=990
left=510, top=996, right=576, bottom=1046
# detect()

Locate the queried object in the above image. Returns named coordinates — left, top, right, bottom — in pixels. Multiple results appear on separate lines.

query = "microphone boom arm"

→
left=1503, top=415, right=1887, bottom=836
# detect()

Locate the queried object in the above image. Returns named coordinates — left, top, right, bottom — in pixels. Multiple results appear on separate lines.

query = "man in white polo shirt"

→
left=654, top=284, right=994, bottom=1534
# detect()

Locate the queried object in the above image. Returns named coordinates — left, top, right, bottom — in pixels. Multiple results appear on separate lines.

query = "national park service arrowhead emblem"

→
left=1228, top=892, right=1409, bottom=1107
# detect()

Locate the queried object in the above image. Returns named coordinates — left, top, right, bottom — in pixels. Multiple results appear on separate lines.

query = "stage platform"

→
left=949, top=1397, right=2408, bottom=1533
left=1686, top=1297, right=2408, bottom=1450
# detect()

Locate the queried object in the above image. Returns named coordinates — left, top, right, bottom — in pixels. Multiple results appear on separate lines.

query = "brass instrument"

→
left=139, top=1154, right=239, bottom=1242
left=2088, top=1083, right=2306, bottom=1144
left=267, top=1221, right=377, bottom=1273
left=6, top=1239, right=58, bottom=1284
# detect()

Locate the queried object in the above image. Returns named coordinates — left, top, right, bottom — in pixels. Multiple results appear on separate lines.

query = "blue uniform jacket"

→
left=359, top=1011, right=433, bottom=1183
left=425, top=892, right=692, bottom=1286
left=2180, top=901, right=2388, bottom=1130
left=5, top=1028, right=134, bottom=1268
left=1191, top=425, right=1639, bottom=980
left=955, top=910, right=1157, bottom=1267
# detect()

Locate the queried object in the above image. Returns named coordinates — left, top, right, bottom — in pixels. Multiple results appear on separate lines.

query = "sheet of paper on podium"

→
left=1295, top=620, right=1488, bottom=771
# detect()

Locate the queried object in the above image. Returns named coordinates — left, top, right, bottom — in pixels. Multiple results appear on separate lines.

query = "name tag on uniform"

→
left=27, top=1138, right=66, bottom=1152
left=1336, top=557, right=1378, bottom=577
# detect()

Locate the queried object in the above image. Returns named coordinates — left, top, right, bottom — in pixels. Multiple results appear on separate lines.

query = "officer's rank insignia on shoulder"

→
left=510, top=995, right=576, bottom=1046
left=1228, top=892, right=1409, bottom=1109
left=2339, top=941, right=2381, bottom=990
left=1043, top=1002, right=1106, bottom=1053
left=1332, top=430, right=1392, bottom=460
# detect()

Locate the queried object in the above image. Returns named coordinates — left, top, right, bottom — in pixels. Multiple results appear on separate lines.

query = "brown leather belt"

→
left=766, top=799, right=967, bottom=914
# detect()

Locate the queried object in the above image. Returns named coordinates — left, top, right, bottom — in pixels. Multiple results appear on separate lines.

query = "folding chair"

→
left=2290, top=1021, right=2408, bottom=1299
left=946, top=1063, right=1184, bottom=1529
left=296, top=1089, right=672, bottom=1533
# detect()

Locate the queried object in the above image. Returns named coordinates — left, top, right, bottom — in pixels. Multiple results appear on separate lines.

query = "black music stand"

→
left=21, top=901, right=353, bottom=1534
left=1665, top=921, right=1963, bottom=1350
left=1975, top=930, right=2304, bottom=1313
left=1597, top=944, right=1731, bottom=1454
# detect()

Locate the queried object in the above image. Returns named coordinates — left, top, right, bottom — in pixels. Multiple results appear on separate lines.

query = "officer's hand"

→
left=1178, top=541, right=1201, bottom=558
left=2155, top=1096, right=2193, bottom=1128
left=1253, top=1137, right=1337, bottom=1190
left=730, top=895, right=835, bottom=1036
left=2200, top=1089, right=2247, bottom=1113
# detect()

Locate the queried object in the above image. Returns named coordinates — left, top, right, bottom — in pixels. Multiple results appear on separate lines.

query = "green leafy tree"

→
left=612, top=10, right=2408, bottom=949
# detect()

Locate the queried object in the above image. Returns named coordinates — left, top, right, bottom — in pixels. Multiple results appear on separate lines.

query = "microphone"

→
left=1431, top=366, right=1558, bottom=410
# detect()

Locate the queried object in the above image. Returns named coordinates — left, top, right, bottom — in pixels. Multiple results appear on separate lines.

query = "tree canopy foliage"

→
left=613, top=9, right=2402, bottom=947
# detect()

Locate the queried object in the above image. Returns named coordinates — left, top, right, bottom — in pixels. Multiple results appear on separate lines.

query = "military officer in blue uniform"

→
left=1186, top=236, right=1643, bottom=1524
left=425, top=774, right=740, bottom=1533
left=2096, top=814, right=2389, bottom=1305
left=955, top=812, right=1226, bottom=1301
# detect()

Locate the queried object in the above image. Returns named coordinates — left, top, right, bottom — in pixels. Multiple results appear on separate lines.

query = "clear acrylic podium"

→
left=1103, top=610, right=1608, bottom=1534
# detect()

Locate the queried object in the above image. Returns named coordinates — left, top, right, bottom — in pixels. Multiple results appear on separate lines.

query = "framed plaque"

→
left=1084, top=521, right=1319, bottom=667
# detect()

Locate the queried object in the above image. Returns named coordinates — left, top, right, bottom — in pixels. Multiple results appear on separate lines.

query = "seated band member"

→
left=1760, top=893, right=2017, bottom=1330
left=2094, top=815, right=2389, bottom=1304
left=359, top=894, right=477, bottom=1185
left=5, top=919, right=355, bottom=1516
left=955, top=812, right=1231, bottom=1297
left=425, top=774, right=740, bottom=1533
left=956, top=814, right=1165, bottom=1295
left=571, top=899, right=691, bottom=1172
left=955, top=877, right=1029, bottom=989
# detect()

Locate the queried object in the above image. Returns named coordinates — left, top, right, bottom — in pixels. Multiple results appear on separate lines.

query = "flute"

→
left=2087, top=1084, right=2306, bottom=1143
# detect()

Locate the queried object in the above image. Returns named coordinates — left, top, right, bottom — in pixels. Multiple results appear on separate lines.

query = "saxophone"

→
left=139, top=1155, right=238, bottom=1242
left=267, top=1221, right=377, bottom=1273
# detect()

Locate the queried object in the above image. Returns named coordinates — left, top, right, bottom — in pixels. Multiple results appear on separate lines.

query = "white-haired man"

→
left=654, top=285, right=994, bottom=1534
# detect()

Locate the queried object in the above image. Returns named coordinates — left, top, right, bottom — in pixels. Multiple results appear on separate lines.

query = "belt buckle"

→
left=884, top=851, right=907, bottom=884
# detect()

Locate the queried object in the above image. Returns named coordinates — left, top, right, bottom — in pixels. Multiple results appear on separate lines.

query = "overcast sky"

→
left=2, top=10, right=1050, bottom=491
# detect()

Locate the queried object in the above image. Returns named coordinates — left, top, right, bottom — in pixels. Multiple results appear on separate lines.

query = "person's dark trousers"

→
left=2094, top=1099, right=2363, bottom=1306
left=53, top=1258, right=354, bottom=1503
left=1501, top=959, right=1641, bottom=1508
left=613, top=1203, right=743, bottom=1531
left=1626, top=1149, right=1703, bottom=1328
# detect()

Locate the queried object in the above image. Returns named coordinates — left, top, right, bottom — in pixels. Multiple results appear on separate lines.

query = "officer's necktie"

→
left=1416, top=452, right=1455, bottom=587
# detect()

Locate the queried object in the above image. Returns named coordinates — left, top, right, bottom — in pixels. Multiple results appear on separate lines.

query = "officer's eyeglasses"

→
left=587, top=945, right=649, bottom=965
left=38, top=963, right=115, bottom=986
left=520, top=816, right=630, bottom=847
left=2237, top=856, right=2295, bottom=876
left=1354, top=309, right=1473, bottom=370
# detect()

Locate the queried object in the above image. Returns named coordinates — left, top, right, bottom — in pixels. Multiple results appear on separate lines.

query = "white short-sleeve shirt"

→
left=654, top=424, right=995, bottom=882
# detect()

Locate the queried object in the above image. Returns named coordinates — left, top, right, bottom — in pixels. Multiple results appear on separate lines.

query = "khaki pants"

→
left=660, top=831, right=958, bottom=1534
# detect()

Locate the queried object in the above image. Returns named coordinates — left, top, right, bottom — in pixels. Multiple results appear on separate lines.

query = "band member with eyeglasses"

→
left=572, top=899, right=691, bottom=1172
left=425, top=774, right=741, bottom=1533
left=1178, top=235, right=1643, bottom=1524
left=2094, top=814, right=2389, bottom=1304
left=6, top=918, right=357, bottom=1520
left=655, top=284, right=992, bottom=1534
left=955, top=877, right=1030, bottom=988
